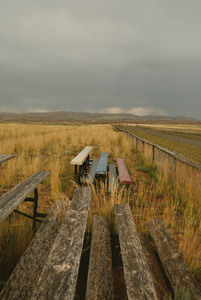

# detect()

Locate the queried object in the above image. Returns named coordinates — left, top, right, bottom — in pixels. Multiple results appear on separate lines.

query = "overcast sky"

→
left=0, top=1, right=201, bottom=119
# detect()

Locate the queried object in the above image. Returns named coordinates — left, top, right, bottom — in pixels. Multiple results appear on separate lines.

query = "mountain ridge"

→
left=0, top=111, right=199, bottom=123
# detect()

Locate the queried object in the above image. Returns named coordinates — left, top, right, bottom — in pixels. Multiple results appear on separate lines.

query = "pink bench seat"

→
left=117, top=158, right=132, bottom=185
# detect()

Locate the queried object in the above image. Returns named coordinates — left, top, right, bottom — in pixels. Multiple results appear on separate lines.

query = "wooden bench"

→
left=70, top=146, right=92, bottom=180
left=0, top=187, right=91, bottom=300
left=108, top=164, right=117, bottom=193
left=0, top=200, right=66, bottom=299
left=147, top=218, right=201, bottom=300
left=114, top=204, right=157, bottom=299
left=85, top=216, right=114, bottom=299
left=0, top=154, right=15, bottom=165
left=0, top=171, right=51, bottom=229
left=95, top=152, right=108, bottom=176
left=83, top=158, right=99, bottom=185
left=117, top=158, right=131, bottom=185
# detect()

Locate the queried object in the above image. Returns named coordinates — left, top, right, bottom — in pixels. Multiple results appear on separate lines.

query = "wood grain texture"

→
left=0, top=171, right=51, bottom=223
left=95, top=152, right=108, bottom=175
left=31, top=187, right=91, bottom=300
left=114, top=204, right=157, bottom=300
left=0, top=154, right=15, bottom=165
left=147, top=218, right=201, bottom=300
left=85, top=216, right=114, bottom=300
left=70, top=146, right=92, bottom=165
left=84, top=158, right=99, bottom=184
left=117, top=158, right=131, bottom=184
left=108, top=164, right=117, bottom=193
left=0, top=200, right=67, bottom=300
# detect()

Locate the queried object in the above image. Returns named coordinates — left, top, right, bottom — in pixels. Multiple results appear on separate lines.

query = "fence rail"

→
left=114, top=126, right=201, bottom=172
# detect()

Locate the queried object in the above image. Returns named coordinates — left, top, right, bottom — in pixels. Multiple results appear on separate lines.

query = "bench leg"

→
left=33, top=188, right=38, bottom=231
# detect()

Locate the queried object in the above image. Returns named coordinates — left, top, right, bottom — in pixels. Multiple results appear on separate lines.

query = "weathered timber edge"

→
left=31, top=187, right=91, bottom=300
left=0, top=154, right=15, bottom=164
left=114, top=204, right=158, bottom=300
left=147, top=218, right=201, bottom=300
left=0, top=200, right=67, bottom=300
left=0, top=171, right=51, bottom=223
left=85, top=216, right=114, bottom=300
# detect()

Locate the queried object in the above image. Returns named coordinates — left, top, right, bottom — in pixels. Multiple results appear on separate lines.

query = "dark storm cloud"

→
left=0, top=0, right=201, bottom=118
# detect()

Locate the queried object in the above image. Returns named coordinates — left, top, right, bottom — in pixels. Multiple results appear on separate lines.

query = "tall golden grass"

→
left=0, top=123, right=201, bottom=284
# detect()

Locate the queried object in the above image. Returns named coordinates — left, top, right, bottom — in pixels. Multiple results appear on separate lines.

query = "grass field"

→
left=0, top=123, right=201, bottom=295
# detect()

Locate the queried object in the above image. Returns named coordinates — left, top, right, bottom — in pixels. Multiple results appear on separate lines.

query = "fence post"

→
left=153, top=145, right=155, bottom=163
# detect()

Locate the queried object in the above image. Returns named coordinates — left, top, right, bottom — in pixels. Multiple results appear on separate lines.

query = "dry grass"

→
left=0, top=123, right=201, bottom=285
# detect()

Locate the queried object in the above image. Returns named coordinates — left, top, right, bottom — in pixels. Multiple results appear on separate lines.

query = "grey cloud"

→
left=0, top=1, right=201, bottom=118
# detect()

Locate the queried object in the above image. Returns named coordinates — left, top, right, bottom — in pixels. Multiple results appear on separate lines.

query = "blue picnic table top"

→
left=95, top=152, right=108, bottom=175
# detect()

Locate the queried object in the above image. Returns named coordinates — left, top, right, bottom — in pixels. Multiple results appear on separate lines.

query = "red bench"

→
left=117, top=158, right=131, bottom=185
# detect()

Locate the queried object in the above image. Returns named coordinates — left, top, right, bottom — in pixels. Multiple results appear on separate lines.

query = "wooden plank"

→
left=108, top=164, right=117, bottom=193
left=117, top=158, right=131, bottom=184
left=114, top=204, right=157, bottom=300
left=31, top=187, right=91, bottom=300
left=70, top=146, right=92, bottom=165
left=0, top=171, right=51, bottom=223
left=0, top=154, right=15, bottom=165
left=0, top=200, right=67, bottom=300
left=85, top=216, right=114, bottom=300
left=84, top=158, right=99, bottom=184
left=95, top=152, right=108, bottom=175
left=147, top=218, right=201, bottom=300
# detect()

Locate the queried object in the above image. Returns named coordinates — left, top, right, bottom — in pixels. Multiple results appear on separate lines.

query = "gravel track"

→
left=132, top=128, right=201, bottom=148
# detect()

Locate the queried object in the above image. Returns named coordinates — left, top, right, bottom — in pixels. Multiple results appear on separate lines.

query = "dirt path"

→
left=133, top=128, right=201, bottom=148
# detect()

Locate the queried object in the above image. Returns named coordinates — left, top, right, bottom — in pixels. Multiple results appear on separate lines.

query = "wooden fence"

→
left=115, top=126, right=201, bottom=175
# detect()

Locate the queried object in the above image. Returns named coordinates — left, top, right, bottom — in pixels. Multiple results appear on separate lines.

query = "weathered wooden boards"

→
left=0, top=171, right=51, bottom=223
left=85, top=216, right=114, bottom=300
left=0, top=200, right=67, bottom=300
left=147, top=218, right=201, bottom=300
left=84, top=158, right=99, bottom=184
left=0, top=154, right=15, bottom=165
left=114, top=204, right=157, bottom=300
left=70, top=146, right=92, bottom=166
left=95, top=152, right=108, bottom=175
left=108, top=164, right=117, bottom=193
left=30, top=187, right=91, bottom=300
left=117, top=158, right=131, bottom=185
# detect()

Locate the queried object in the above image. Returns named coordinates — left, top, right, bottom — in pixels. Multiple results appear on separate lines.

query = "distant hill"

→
left=0, top=111, right=199, bottom=123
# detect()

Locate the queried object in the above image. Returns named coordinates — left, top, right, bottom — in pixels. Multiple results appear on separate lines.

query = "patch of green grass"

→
left=137, top=159, right=158, bottom=182
left=122, top=126, right=201, bottom=165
